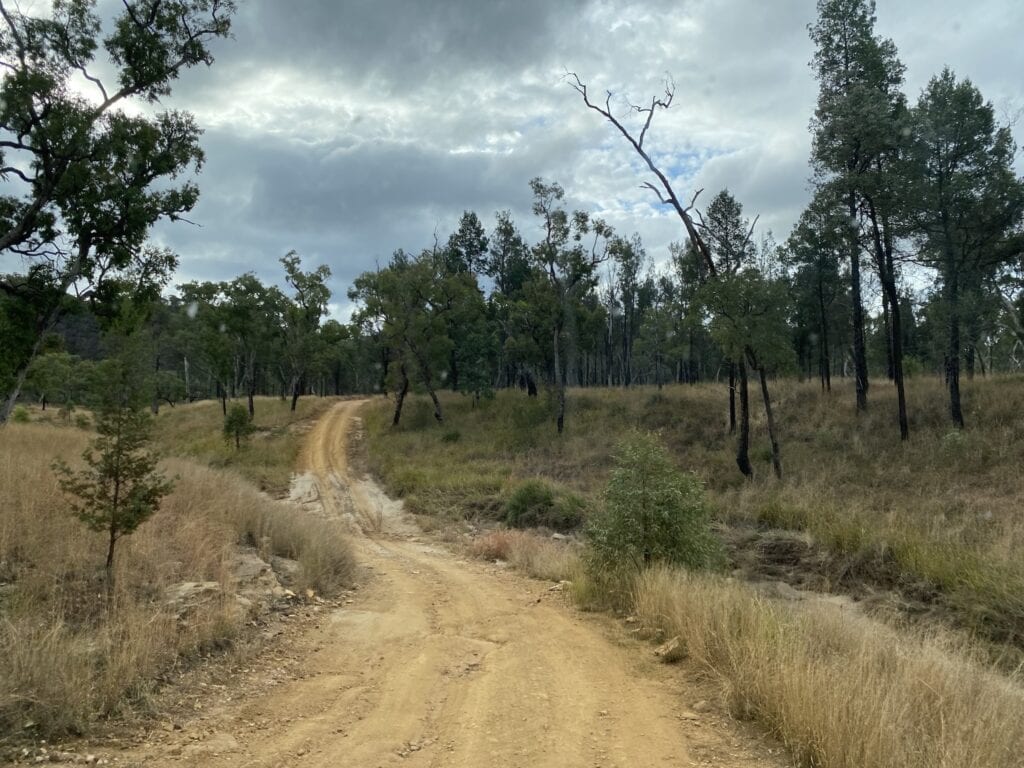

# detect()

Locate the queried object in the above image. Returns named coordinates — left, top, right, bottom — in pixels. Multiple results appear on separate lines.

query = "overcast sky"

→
left=144, top=0, right=1024, bottom=318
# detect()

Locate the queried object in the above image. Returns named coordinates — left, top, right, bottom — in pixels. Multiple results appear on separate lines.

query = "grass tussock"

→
left=0, top=420, right=354, bottom=735
left=468, top=529, right=579, bottom=583
left=631, top=567, right=1024, bottom=768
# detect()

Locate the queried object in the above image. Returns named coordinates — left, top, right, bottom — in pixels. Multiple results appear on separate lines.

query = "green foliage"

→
left=53, top=389, right=173, bottom=575
left=223, top=403, right=254, bottom=450
left=11, top=405, right=29, bottom=423
left=585, top=431, right=721, bottom=574
left=504, top=479, right=583, bottom=532
left=0, top=0, right=235, bottom=421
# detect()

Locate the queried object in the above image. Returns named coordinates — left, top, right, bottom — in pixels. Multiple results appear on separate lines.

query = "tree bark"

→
left=392, top=365, right=410, bottom=426
left=736, top=360, right=753, bottom=479
left=756, top=360, right=783, bottom=480
left=817, top=274, right=831, bottom=392
left=728, top=362, right=737, bottom=434
left=554, top=322, right=566, bottom=434
left=848, top=193, right=869, bottom=412
left=946, top=274, right=964, bottom=428
left=866, top=200, right=909, bottom=440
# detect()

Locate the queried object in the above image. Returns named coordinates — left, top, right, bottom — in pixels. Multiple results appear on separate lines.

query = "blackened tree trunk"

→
left=946, top=272, right=964, bottom=428
left=290, top=376, right=301, bottom=412
left=736, top=361, right=753, bottom=479
left=817, top=275, right=831, bottom=392
left=848, top=194, right=869, bottom=412
left=881, top=290, right=895, bottom=381
left=756, top=359, right=783, bottom=480
left=392, top=365, right=410, bottom=426
left=553, top=323, right=566, bottom=434
left=728, top=362, right=737, bottom=434
left=867, top=200, right=909, bottom=440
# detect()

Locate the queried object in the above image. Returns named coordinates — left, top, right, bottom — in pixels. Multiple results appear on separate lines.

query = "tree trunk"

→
left=848, top=193, right=869, bottom=412
left=757, top=361, right=782, bottom=480
left=554, top=324, right=566, bottom=435
left=867, top=201, right=909, bottom=440
left=728, top=363, right=737, bottom=434
left=947, top=275, right=964, bottom=428
left=392, top=365, right=410, bottom=426
left=881, top=290, right=895, bottom=381
left=817, top=276, right=831, bottom=392
left=428, top=386, right=443, bottom=423
left=290, top=376, right=301, bottom=412
left=736, top=360, right=753, bottom=479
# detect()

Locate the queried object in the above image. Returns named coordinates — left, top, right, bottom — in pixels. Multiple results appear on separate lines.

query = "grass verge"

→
left=0, top=403, right=354, bottom=736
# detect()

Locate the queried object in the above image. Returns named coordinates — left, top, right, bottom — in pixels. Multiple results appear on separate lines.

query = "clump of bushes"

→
left=11, top=405, right=30, bottom=423
left=504, top=479, right=584, bottom=532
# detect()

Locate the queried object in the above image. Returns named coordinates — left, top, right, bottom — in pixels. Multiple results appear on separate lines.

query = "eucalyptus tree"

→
left=351, top=249, right=457, bottom=425
left=0, top=0, right=235, bottom=422
left=279, top=252, right=331, bottom=412
left=902, top=69, right=1024, bottom=427
left=528, top=178, right=613, bottom=434
left=221, top=273, right=282, bottom=417
left=608, top=234, right=649, bottom=387
left=176, top=280, right=234, bottom=412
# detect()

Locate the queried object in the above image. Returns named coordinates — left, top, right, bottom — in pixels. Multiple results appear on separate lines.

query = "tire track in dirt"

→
left=127, top=400, right=788, bottom=768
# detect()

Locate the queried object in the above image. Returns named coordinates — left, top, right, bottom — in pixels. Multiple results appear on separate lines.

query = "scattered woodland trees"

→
left=3, top=1, right=1023, bottom=482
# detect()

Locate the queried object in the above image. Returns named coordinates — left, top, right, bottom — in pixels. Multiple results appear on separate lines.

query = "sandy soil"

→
left=98, top=399, right=790, bottom=768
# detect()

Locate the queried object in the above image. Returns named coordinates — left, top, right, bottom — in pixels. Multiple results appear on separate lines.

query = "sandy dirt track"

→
left=128, top=400, right=789, bottom=768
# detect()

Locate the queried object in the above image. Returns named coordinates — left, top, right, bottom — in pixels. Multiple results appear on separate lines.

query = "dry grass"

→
left=468, top=529, right=579, bottom=583
left=365, top=376, right=1024, bottom=768
left=0, top=419, right=354, bottom=735
left=154, top=396, right=338, bottom=496
left=363, top=377, right=1024, bottom=644
left=631, top=567, right=1024, bottom=768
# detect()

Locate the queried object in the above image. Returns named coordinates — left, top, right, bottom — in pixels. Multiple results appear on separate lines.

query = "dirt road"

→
left=132, top=400, right=787, bottom=768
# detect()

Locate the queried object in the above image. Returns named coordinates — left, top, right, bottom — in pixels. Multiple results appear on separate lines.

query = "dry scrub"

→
left=468, top=529, right=578, bottom=582
left=631, top=567, right=1024, bottom=768
left=0, top=422, right=354, bottom=735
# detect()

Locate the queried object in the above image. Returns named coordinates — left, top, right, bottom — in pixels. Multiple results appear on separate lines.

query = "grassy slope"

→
left=364, top=378, right=1024, bottom=768
left=0, top=396, right=353, bottom=736
left=154, top=396, right=338, bottom=496
left=363, top=377, right=1024, bottom=645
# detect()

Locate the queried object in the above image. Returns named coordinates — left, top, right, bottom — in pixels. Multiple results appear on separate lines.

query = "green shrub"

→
left=223, top=403, right=254, bottom=450
left=74, top=414, right=91, bottom=430
left=441, top=429, right=461, bottom=443
left=11, top=405, right=30, bottom=423
left=505, top=480, right=583, bottom=532
left=585, top=430, right=722, bottom=575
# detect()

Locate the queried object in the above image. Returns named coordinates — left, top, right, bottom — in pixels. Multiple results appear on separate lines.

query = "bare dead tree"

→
left=567, top=73, right=716, bottom=278
left=568, top=72, right=783, bottom=480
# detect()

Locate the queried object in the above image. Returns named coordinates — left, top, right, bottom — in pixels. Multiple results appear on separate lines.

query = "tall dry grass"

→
left=468, top=529, right=579, bottom=582
left=154, top=396, right=338, bottom=495
left=631, top=567, right=1024, bottom=768
left=0, top=421, right=354, bottom=735
left=363, top=377, right=1024, bottom=644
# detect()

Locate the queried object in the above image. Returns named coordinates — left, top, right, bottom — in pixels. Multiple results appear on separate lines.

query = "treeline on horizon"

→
left=1, top=0, right=1023, bottom=464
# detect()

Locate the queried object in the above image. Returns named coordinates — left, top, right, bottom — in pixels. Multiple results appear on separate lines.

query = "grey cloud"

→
left=138, top=0, right=1023, bottom=312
